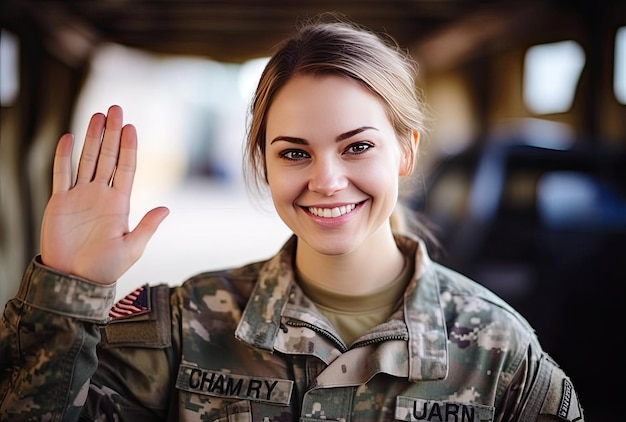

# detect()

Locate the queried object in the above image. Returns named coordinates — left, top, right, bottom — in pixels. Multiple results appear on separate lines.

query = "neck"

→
left=295, top=226, right=405, bottom=295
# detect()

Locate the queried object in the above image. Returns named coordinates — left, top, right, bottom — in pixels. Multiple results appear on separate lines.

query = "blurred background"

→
left=1, top=0, right=624, bottom=419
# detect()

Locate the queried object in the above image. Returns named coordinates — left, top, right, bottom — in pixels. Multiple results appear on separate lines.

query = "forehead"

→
left=266, top=74, right=392, bottom=136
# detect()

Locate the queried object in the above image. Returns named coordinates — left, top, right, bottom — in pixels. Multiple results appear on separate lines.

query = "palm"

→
left=42, top=182, right=131, bottom=283
left=40, top=106, right=168, bottom=284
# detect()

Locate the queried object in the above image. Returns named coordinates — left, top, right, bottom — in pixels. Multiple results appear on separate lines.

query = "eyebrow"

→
left=269, top=126, right=378, bottom=145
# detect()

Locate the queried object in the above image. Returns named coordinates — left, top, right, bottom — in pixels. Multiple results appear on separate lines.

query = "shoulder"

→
left=433, top=261, right=535, bottom=333
left=431, top=264, right=587, bottom=419
left=403, top=234, right=532, bottom=332
left=176, top=259, right=267, bottom=308
left=431, top=262, right=540, bottom=375
left=101, top=283, right=173, bottom=348
left=101, top=259, right=268, bottom=348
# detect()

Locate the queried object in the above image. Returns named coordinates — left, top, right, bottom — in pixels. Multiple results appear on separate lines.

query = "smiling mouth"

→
left=307, top=203, right=358, bottom=218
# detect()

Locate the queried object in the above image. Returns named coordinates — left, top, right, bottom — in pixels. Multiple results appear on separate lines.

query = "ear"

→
left=399, top=131, right=420, bottom=176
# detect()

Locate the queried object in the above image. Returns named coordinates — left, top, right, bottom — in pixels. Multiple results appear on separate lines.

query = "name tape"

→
left=395, top=396, right=495, bottom=422
left=176, top=364, right=293, bottom=405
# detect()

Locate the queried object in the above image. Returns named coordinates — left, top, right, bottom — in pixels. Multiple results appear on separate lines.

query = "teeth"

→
left=308, top=204, right=356, bottom=218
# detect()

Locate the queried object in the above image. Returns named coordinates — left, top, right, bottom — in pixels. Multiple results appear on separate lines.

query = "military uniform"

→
left=1, top=234, right=584, bottom=421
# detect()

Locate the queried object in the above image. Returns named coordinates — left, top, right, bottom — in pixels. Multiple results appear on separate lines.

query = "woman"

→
left=0, top=15, right=584, bottom=421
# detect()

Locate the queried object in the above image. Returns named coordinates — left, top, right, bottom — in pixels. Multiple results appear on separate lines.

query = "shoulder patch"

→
left=109, top=284, right=150, bottom=320
left=557, top=378, right=579, bottom=420
left=101, top=283, right=172, bottom=349
left=520, top=353, right=584, bottom=421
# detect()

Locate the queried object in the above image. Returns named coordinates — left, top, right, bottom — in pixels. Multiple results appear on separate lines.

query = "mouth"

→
left=305, top=201, right=363, bottom=218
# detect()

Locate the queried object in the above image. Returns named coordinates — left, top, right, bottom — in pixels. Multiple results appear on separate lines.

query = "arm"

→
left=1, top=105, right=169, bottom=420
left=503, top=345, right=585, bottom=422
left=0, top=260, right=115, bottom=421
left=0, top=265, right=177, bottom=421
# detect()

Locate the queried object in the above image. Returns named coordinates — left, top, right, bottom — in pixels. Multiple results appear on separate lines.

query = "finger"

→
left=75, top=112, right=106, bottom=185
left=51, top=134, right=74, bottom=194
left=94, top=105, right=124, bottom=185
left=111, top=124, right=138, bottom=194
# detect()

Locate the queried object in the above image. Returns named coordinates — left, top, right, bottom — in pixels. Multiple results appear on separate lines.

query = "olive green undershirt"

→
left=296, top=256, right=414, bottom=346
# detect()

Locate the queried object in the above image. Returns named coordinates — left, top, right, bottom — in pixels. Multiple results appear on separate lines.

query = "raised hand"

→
left=40, top=105, right=169, bottom=284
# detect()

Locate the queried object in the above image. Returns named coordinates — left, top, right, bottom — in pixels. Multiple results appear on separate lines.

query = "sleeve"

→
left=0, top=256, right=115, bottom=420
left=517, top=352, right=585, bottom=422
left=86, top=282, right=177, bottom=421
left=501, top=342, right=585, bottom=422
left=0, top=257, right=177, bottom=422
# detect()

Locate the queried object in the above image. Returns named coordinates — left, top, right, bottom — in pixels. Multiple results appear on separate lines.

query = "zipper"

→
left=286, top=319, right=410, bottom=351
left=285, top=319, right=349, bottom=352
left=351, top=333, right=409, bottom=348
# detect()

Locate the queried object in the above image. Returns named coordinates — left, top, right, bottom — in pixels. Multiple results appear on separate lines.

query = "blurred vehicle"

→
left=411, top=125, right=626, bottom=421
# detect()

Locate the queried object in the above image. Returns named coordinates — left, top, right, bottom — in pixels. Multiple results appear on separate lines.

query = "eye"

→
left=278, top=149, right=310, bottom=161
left=345, top=142, right=373, bottom=155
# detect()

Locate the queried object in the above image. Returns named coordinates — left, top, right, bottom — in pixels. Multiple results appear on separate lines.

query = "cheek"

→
left=358, top=158, right=401, bottom=191
left=355, top=172, right=399, bottom=208
left=267, top=169, right=298, bottom=204
left=265, top=158, right=281, bottom=190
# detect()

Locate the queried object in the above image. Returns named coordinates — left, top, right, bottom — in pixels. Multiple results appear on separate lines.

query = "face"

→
left=265, top=74, right=411, bottom=256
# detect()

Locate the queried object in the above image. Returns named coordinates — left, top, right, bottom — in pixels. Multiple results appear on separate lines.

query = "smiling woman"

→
left=0, top=13, right=585, bottom=422
left=265, top=75, right=409, bottom=278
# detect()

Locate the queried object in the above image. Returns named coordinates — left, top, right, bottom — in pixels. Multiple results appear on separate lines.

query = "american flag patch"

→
left=109, top=284, right=149, bottom=320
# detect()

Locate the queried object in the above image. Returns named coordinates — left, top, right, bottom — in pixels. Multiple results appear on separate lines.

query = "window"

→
left=0, top=29, right=19, bottom=106
left=615, top=26, right=625, bottom=104
left=523, top=40, right=585, bottom=114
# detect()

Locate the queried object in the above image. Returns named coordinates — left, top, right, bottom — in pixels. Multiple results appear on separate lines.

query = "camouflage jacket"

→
left=1, top=234, right=584, bottom=421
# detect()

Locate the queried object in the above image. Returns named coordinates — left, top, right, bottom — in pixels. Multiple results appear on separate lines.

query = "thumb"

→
left=126, top=206, right=170, bottom=256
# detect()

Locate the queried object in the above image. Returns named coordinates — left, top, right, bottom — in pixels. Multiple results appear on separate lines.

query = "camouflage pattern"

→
left=0, top=235, right=584, bottom=421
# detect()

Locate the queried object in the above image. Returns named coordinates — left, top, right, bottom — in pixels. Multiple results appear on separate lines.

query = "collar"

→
left=234, top=234, right=448, bottom=382
left=396, top=234, right=448, bottom=381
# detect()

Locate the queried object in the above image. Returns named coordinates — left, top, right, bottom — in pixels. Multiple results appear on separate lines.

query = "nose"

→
left=308, top=157, right=348, bottom=196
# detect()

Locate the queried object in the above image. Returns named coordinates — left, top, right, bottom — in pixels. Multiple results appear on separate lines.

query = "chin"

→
left=300, top=234, right=360, bottom=257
